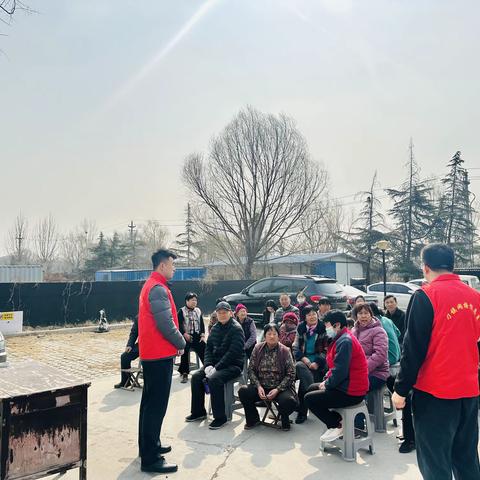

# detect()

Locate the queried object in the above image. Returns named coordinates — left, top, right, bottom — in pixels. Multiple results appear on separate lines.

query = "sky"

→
left=1, top=0, right=479, bottom=254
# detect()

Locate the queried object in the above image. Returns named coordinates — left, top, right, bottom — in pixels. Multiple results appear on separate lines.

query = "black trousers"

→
left=295, top=362, right=325, bottom=415
left=238, top=384, right=298, bottom=424
left=138, top=358, right=173, bottom=466
left=304, top=384, right=365, bottom=429
left=191, top=366, right=241, bottom=421
left=412, top=389, right=480, bottom=480
left=387, top=376, right=414, bottom=442
left=178, top=335, right=205, bottom=375
left=120, top=345, right=139, bottom=384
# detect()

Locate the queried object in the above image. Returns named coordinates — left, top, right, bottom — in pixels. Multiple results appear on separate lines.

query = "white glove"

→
left=205, top=366, right=216, bottom=378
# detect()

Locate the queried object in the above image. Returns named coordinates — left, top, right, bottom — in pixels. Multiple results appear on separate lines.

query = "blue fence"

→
left=95, top=267, right=206, bottom=282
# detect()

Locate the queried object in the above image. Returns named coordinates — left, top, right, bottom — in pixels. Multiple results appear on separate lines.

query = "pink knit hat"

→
left=235, top=303, right=247, bottom=315
left=282, top=311, right=299, bottom=325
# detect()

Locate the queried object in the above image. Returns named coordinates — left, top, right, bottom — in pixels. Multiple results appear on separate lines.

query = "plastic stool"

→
left=320, top=401, right=375, bottom=462
left=367, top=386, right=396, bottom=433
left=208, top=376, right=243, bottom=421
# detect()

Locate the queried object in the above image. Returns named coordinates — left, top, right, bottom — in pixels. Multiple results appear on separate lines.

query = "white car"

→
left=341, top=284, right=378, bottom=309
left=409, top=275, right=480, bottom=291
left=367, top=282, right=420, bottom=310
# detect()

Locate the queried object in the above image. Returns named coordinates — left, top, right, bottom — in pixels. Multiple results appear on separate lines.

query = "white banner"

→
left=0, top=311, right=23, bottom=335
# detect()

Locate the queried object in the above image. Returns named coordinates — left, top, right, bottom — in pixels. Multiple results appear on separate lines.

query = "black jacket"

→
left=292, top=321, right=328, bottom=367
left=204, top=318, right=245, bottom=371
left=126, top=317, right=138, bottom=349
left=385, top=307, right=406, bottom=343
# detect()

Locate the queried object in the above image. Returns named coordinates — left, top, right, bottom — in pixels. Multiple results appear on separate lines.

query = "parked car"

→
left=367, top=282, right=420, bottom=310
left=224, top=275, right=348, bottom=324
left=341, top=284, right=378, bottom=310
left=409, top=275, right=480, bottom=291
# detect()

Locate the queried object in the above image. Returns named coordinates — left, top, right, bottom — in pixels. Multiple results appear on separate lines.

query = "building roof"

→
left=204, top=252, right=365, bottom=267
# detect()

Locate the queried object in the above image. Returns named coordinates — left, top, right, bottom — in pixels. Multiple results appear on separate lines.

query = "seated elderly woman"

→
left=351, top=303, right=389, bottom=391
left=279, top=311, right=299, bottom=352
left=234, top=304, right=257, bottom=359
left=293, top=305, right=328, bottom=424
left=238, top=324, right=298, bottom=431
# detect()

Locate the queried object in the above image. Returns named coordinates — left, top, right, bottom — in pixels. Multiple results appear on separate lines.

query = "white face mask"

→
left=326, top=326, right=336, bottom=339
left=297, top=296, right=306, bottom=304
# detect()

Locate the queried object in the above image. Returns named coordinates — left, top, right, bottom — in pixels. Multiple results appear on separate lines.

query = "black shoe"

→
left=281, top=415, right=291, bottom=431
left=399, top=440, right=416, bottom=454
left=295, top=414, right=307, bottom=424
left=141, top=458, right=178, bottom=473
left=244, top=420, right=261, bottom=430
left=209, top=418, right=227, bottom=430
left=114, top=382, right=123, bottom=389
left=181, top=374, right=188, bottom=384
left=158, top=444, right=172, bottom=454
left=185, top=413, right=207, bottom=422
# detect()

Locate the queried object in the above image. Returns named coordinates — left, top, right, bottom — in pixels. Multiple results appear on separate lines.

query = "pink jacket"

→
left=352, top=319, right=389, bottom=381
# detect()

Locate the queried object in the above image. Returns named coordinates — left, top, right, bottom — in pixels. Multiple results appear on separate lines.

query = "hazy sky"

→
left=1, top=0, right=479, bottom=254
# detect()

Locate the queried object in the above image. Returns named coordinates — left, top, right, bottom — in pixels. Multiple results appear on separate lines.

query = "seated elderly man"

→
left=238, top=324, right=297, bottom=431
left=293, top=305, right=328, bottom=424
left=114, top=316, right=139, bottom=389
left=185, top=301, right=245, bottom=430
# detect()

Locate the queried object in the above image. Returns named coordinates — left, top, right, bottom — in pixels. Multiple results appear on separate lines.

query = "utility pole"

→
left=186, top=203, right=192, bottom=267
left=16, top=233, right=24, bottom=263
left=128, top=220, right=136, bottom=268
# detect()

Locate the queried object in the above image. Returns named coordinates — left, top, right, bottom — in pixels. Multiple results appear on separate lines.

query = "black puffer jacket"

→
left=204, top=318, right=245, bottom=370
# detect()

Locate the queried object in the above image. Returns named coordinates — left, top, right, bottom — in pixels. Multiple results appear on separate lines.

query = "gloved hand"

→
left=205, top=366, right=216, bottom=379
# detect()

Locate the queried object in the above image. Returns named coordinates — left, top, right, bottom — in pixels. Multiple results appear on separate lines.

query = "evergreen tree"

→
left=436, top=152, right=477, bottom=265
left=386, top=140, right=436, bottom=280
left=344, top=172, right=385, bottom=284
left=174, top=203, right=201, bottom=266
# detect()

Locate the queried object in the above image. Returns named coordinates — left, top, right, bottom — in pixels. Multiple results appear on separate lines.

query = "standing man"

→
left=138, top=249, right=186, bottom=474
left=384, top=295, right=406, bottom=343
left=393, top=244, right=480, bottom=480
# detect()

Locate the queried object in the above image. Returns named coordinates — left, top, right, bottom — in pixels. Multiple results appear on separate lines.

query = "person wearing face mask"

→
left=293, top=306, right=328, bottom=424
left=295, top=290, right=311, bottom=322
left=304, top=310, right=369, bottom=443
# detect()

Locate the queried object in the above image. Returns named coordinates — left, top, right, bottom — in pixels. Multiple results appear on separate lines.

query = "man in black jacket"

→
left=384, top=295, right=406, bottom=343
left=114, top=317, right=139, bottom=389
left=185, top=301, right=245, bottom=430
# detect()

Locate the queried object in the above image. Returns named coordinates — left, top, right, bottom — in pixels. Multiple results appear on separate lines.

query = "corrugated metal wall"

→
left=0, top=266, right=43, bottom=283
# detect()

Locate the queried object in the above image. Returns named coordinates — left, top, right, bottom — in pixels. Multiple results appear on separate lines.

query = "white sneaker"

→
left=320, top=427, right=343, bottom=442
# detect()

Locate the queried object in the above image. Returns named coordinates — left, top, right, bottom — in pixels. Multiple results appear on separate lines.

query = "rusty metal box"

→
left=0, top=360, right=90, bottom=480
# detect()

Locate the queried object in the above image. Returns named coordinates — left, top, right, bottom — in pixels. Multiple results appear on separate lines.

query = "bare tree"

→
left=61, top=219, right=98, bottom=276
left=134, top=220, right=169, bottom=268
left=33, top=214, right=58, bottom=270
left=183, top=106, right=327, bottom=278
left=5, top=212, right=30, bottom=264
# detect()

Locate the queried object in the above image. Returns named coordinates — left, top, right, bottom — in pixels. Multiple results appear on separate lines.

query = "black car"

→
left=224, top=275, right=348, bottom=323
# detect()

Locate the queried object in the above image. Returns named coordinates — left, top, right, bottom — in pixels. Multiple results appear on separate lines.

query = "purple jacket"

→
left=352, top=319, right=389, bottom=381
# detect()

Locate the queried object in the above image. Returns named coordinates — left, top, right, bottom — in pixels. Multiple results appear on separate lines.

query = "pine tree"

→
left=386, top=140, right=436, bottom=280
left=344, top=172, right=385, bottom=284
left=436, top=151, right=477, bottom=265
left=174, top=203, right=200, bottom=266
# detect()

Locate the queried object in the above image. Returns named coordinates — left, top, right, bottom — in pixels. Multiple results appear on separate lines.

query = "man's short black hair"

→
left=185, top=292, right=198, bottom=302
left=384, top=294, right=397, bottom=304
left=323, top=310, right=347, bottom=328
left=263, top=323, right=280, bottom=336
left=303, top=305, right=317, bottom=317
left=151, top=249, right=177, bottom=270
left=421, top=243, right=454, bottom=272
left=319, top=298, right=332, bottom=306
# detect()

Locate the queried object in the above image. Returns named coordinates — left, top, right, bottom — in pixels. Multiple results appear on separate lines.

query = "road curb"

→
left=4, top=323, right=132, bottom=338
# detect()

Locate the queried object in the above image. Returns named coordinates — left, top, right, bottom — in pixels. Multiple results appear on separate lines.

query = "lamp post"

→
left=376, top=240, right=390, bottom=300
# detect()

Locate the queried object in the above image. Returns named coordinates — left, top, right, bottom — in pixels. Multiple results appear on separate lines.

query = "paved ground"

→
left=4, top=326, right=428, bottom=479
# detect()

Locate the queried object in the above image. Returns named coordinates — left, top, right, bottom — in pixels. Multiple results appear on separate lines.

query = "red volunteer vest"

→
left=415, top=273, right=480, bottom=399
left=138, top=271, right=179, bottom=361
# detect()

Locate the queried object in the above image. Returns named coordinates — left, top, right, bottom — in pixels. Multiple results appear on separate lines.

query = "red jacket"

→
left=415, top=273, right=480, bottom=399
left=138, top=272, right=183, bottom=361
left=325, top=329, right=369, bottom=397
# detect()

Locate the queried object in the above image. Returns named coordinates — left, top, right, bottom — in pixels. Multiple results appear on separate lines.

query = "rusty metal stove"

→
left=0, top=360, right=90, bottom=480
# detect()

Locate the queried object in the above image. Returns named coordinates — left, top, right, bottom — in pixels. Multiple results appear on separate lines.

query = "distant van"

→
left=409, top=274, right=480, bottom=291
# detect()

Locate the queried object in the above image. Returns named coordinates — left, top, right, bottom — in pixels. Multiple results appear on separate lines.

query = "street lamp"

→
left=376, top=240, right=391, bottom=299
